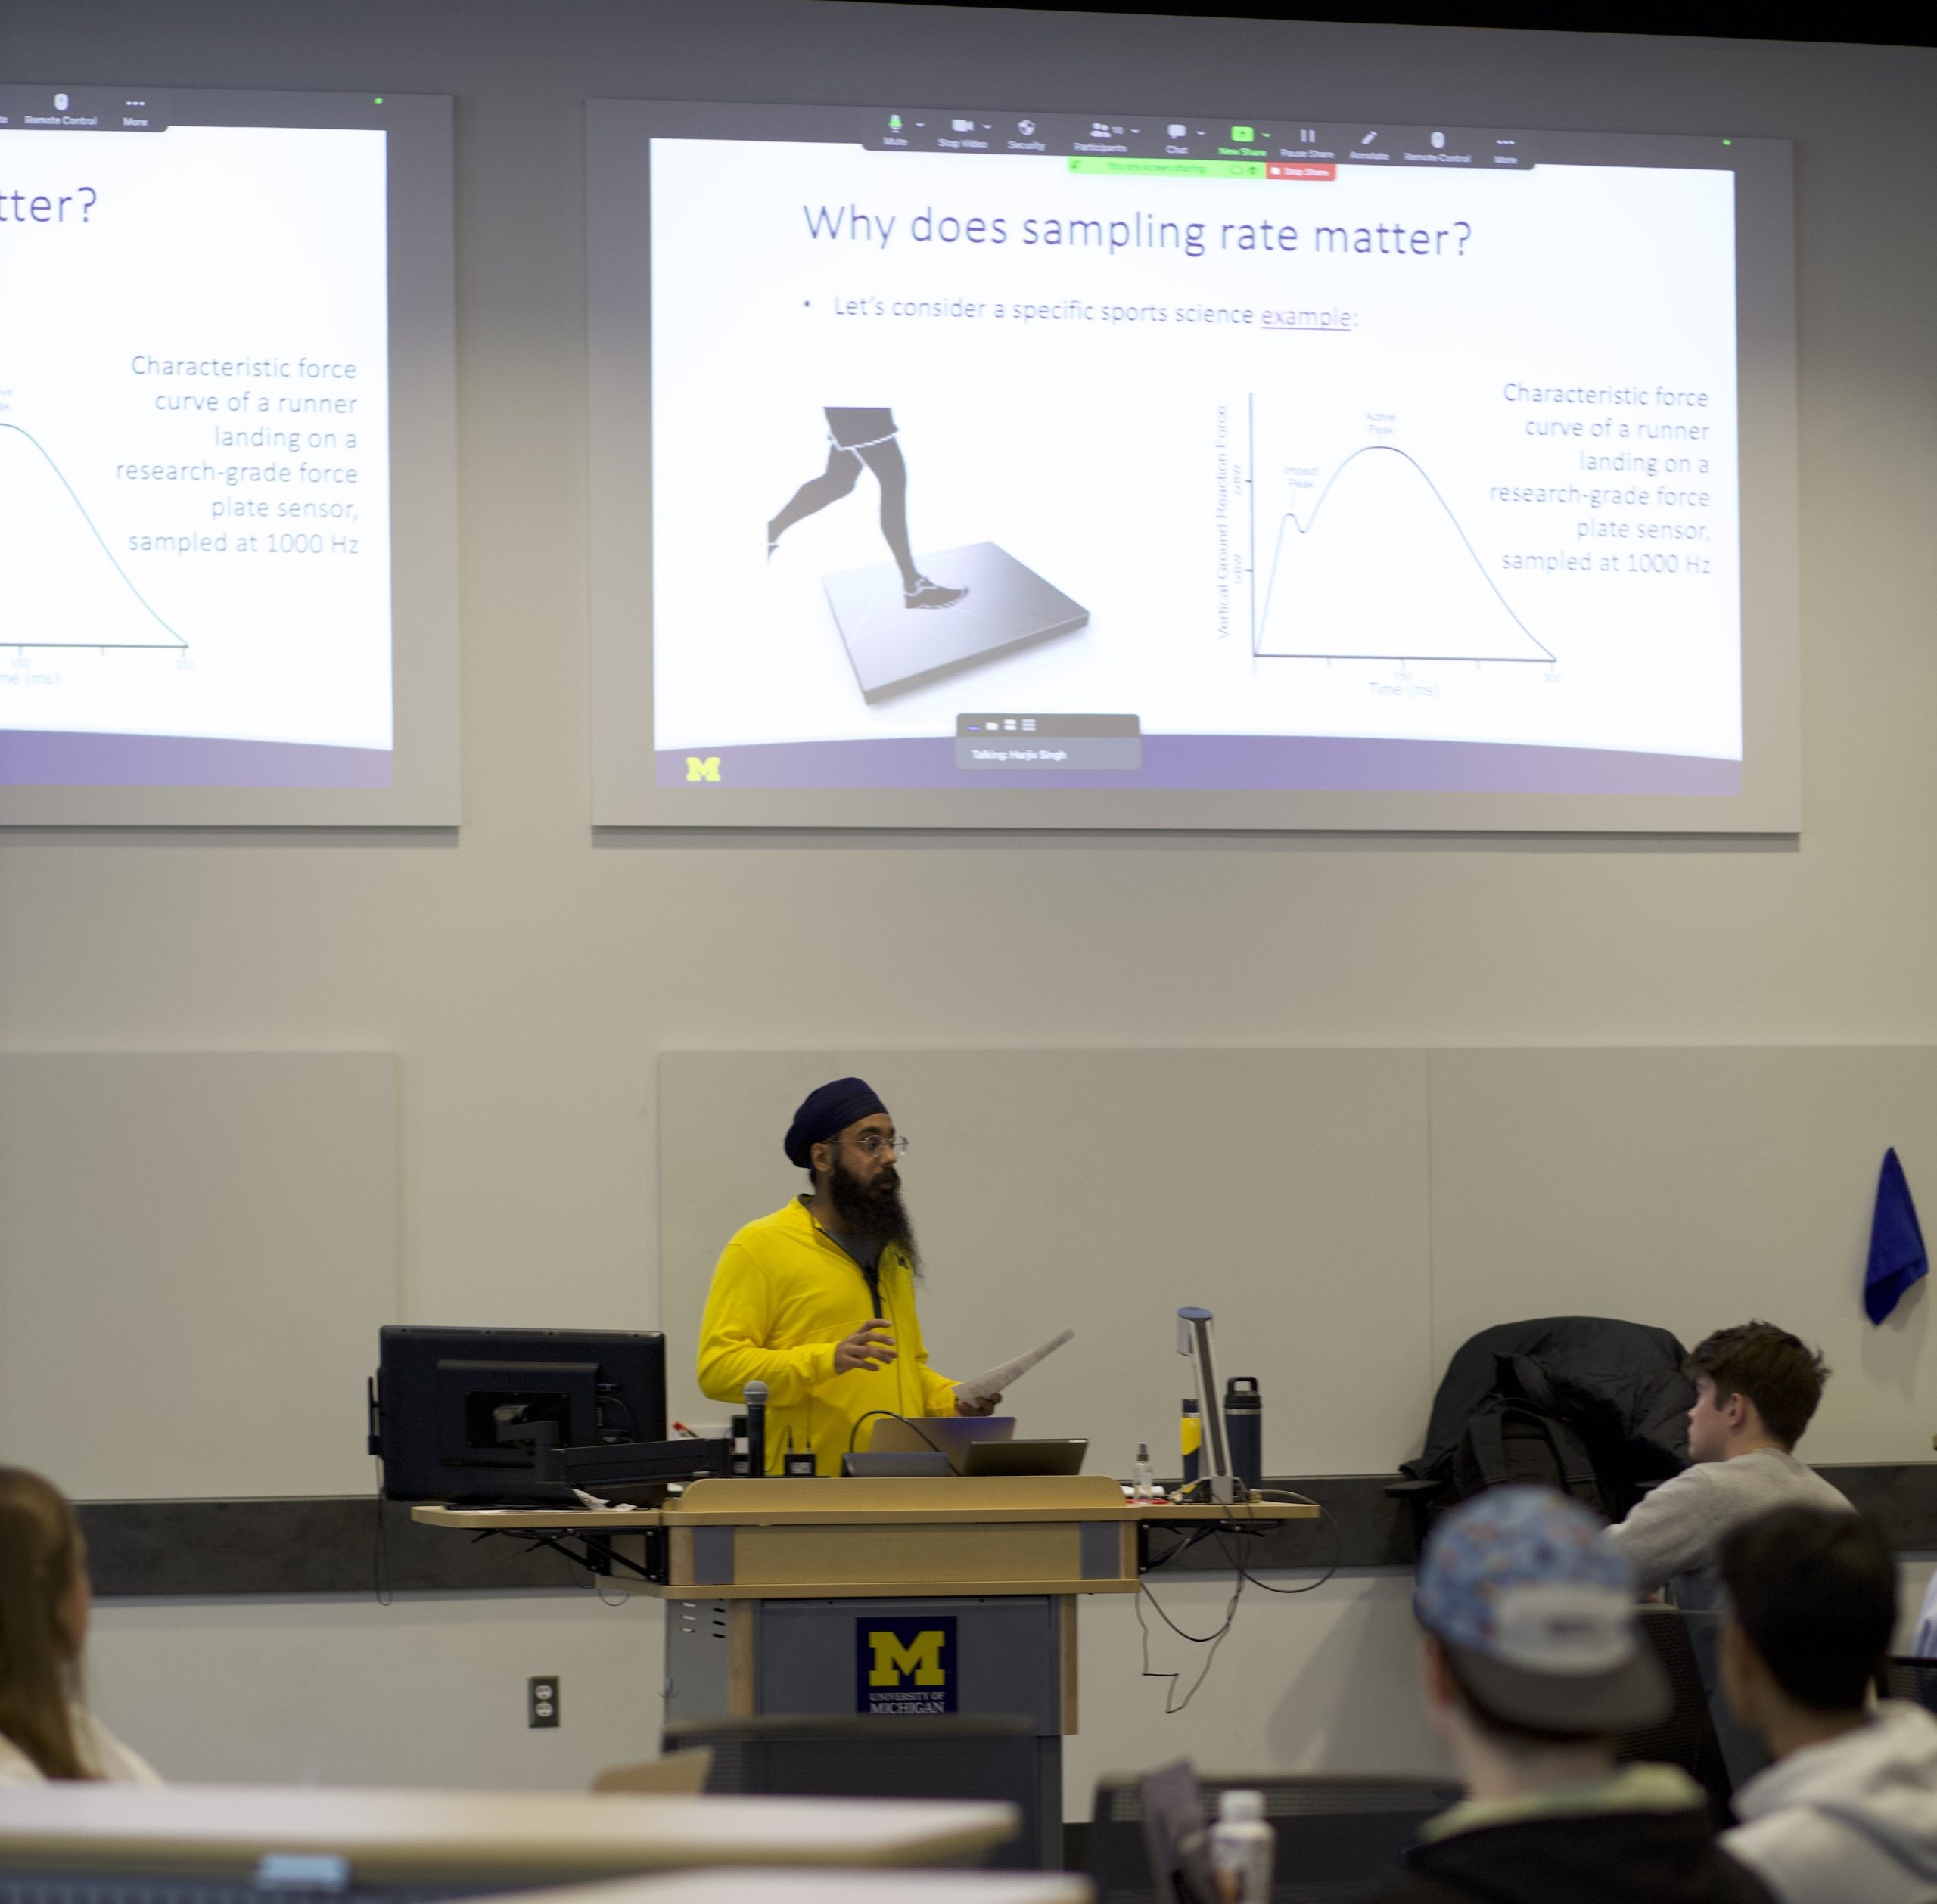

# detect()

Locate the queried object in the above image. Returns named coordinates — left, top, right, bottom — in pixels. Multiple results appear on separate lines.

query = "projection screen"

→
left=589, top=100, right=1797, bottom=831
left=0, top=85, right=457, bottom=825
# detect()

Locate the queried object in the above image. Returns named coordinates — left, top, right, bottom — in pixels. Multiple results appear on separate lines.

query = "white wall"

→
left=76, top=1579, right=1454, bottom=1794
left=0, top=1053, right=398, bottom=1497
left=4, top=0, right=1937, bottom=1813
left=77, top=1563, right=1937, bottom=1804
left=86, top=1591, right=664, bottom=1789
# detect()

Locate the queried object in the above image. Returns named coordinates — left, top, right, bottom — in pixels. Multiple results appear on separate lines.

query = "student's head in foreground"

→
left=1413, top=1486, right=1669, bottom=1776
left=1684, top=1321, right=1830, bottom=1461
left=1718, top=1505, right=1895, bottom=1744
left=0, top=1467, right=97, bottom=1778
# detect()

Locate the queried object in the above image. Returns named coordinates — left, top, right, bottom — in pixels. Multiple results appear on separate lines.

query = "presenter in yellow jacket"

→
left=696, top=1077, right=999, bottom=1474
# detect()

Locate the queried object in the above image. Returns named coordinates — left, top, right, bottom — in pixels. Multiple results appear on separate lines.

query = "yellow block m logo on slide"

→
left=869, top=1628, right=946, bottom=1686
left=685, top=756, right=721, bottom=782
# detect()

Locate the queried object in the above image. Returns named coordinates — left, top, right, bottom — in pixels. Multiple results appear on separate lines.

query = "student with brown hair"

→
left=1606, top=1321, right=1852, bottom=1784
left=0, top=1467, right=160, bottom=1784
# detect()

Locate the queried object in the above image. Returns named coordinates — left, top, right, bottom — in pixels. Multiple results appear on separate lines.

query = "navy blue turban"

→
left=784, top=1076, right=888, bottom=1169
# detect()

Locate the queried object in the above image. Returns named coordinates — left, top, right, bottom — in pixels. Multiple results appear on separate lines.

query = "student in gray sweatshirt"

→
left=1605, top=1322, right=1851, bottom=1788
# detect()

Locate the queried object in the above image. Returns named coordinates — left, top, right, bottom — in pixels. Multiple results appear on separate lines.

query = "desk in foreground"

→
left=412, top=1475, right=1318, bottom=1599
left=501, top=1868, right=1090, bottom=1904
left=0, top=1784, right=1017, bottom=1884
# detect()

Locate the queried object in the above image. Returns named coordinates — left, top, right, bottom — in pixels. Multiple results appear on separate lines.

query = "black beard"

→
left=828, top=1157, right=920, bottom=1273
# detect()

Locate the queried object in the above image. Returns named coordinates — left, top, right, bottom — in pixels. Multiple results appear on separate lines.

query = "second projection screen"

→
left=590, top=102, right=1796, bottom=829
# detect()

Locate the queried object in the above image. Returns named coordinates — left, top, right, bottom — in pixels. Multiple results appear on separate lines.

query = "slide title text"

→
left=804, top=202, right=1475, bottom=259
left=0, top=183, right=98, bottom=223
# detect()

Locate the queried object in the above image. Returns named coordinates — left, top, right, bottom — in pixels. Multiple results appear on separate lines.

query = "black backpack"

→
left=1447, top=1355, right=1615, bottom=1517
left=1394, top=1317, right=1694, bottom=1537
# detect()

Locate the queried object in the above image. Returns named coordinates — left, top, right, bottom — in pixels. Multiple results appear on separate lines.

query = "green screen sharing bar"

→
left=1067, top=155, right=1266, bottom=178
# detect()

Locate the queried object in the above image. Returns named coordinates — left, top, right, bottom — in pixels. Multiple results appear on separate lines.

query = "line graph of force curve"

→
left=1, top=421, right=189, bottom=653
left=1245, top=395, right=1554, bottom=667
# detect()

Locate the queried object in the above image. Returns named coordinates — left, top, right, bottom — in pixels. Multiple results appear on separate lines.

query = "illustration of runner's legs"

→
left=853, top=437, right=965, bottom=608
left=766, top=412, right=967, bottom=610
left=766, top=444, right=861, bottom=551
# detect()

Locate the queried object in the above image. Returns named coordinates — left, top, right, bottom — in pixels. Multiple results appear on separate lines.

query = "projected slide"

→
left=588, top=102, right=1797, bottom=829
left=0, top=85, right=457, bottom=824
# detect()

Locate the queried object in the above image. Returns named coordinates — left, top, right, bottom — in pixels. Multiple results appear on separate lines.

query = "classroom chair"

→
left=592, top=1747, right=716, bottom=1794
left=663, top=1713, right=1049, bottom=1869
left=1876, top=1656, right=1937, bottom=1714
left=1613, top=1604, right=1733, bottom=1827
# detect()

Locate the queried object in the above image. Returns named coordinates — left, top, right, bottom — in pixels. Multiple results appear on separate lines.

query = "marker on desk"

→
left=744, top=1381, right=768, bottom=1477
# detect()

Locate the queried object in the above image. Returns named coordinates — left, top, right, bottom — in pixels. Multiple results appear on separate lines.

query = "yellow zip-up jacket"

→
left=696, top=1197, right=957, bottom=1474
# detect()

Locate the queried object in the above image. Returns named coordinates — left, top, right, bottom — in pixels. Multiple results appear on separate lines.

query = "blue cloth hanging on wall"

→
left=1864, top=1147, right=1929, bottom=1324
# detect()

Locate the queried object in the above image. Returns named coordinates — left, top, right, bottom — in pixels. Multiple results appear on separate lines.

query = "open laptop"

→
left=961, top=1437, right=1088, bottom=1477
left=866, top=1413, right=1014, bottom=1471
left=866, top=1416, right=1087, bottom=1477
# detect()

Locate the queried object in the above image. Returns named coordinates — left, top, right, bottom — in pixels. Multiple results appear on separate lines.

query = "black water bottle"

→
left=1224, top=1376, right=1262, bottom=1494
left=744, top=1380, right=768, bottom=1478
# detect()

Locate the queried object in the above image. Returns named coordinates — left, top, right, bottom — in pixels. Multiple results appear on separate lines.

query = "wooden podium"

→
left=417, top=1477, right=1315, bottom=1868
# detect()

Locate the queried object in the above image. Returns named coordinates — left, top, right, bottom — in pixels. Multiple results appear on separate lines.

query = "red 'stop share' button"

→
left=1267, top=162, right=1337, bottom=180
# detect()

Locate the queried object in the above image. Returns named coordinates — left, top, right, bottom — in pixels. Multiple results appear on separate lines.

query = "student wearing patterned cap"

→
left=1368, top=1486, right=1774, bottom=1904
left=696, top=1077, right=997, bottom=1474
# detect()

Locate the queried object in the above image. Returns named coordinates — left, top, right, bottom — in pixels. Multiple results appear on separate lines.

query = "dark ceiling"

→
left=880, top=0, right=1936, bottom=50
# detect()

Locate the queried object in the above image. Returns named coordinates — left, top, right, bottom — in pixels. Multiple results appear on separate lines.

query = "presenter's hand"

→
left=956, top=1391, right=1002, bottom=1417
left=834, top=1321, right=897, bottom=1374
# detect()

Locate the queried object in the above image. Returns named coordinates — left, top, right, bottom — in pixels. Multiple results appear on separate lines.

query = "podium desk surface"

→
left=507, top=1869, right=1091, bottom=1904
left=0, top=1784, right=1018, bottom=1878
left=414, top=1475, right=1320, bottom=1530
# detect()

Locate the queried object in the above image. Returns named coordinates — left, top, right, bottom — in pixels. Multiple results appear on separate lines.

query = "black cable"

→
left=845, top=1407, right=948, bottom=1456
left=1137, top=1570, right=1239, bottom=1644
left=1136, top=1568, right=1245, bottom=1715
left=848, top=1407, right=897, bottom=1452
left=503, top=1526, right=649, bottom=1605
left=1143, top=1491, right=1342, bottom=1592
left=372, top=1458, right=393, bottom=1607
left=1130, top=1489, right=1342, bottom=1713
left=1142, top=1522, right=1223, bottom=1569
left=558, top=1537, right=628, bottom=1604
left=1212, top=1520, right=1342, bottom=1595
left=1220, top=1487, right=1345, bottom=1593
left=579, top=1538, right=632, bottom=1607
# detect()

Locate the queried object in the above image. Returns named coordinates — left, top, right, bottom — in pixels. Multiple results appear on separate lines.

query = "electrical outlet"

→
left=528, top=1676, right=560, bottom=1728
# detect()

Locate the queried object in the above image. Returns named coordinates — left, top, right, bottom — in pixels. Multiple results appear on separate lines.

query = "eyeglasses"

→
left=847, top=1132, right=909, bottom=1157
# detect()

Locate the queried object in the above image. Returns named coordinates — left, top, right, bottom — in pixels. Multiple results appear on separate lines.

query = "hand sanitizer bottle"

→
left=1132, top=1440, right=1155, bottom=1501
left=1209, top=1789, right=1274, bottom=1904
